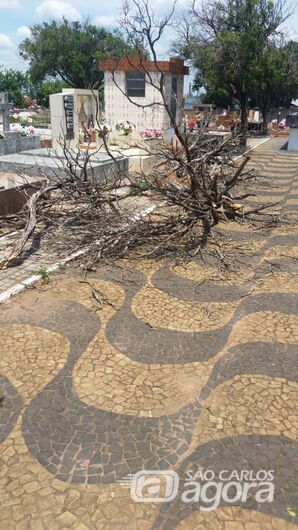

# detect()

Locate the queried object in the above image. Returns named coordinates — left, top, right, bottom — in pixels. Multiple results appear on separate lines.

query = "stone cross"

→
left=0, top=92, right=13, bottom=132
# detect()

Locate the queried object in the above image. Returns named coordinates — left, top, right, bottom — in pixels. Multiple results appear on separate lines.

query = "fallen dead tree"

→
left=0, top=1, right=279, bottom=270
left=0, top=130, right=277, bottom=270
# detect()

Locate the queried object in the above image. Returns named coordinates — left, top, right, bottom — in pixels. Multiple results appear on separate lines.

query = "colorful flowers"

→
left=12, top=112, right=33, bottom=125
left=11, top=123, right=35, bottom=136
left=79, top=124, right=112, bottom=142
left=187, top=119, right=197, bottom=130
left=24, top=125, right=36, bottom=136
left=139, top=128, right=163, bottom=138
left=94, top=124, right=112, bottom=138
left=116, top=120, right=135, bottom=136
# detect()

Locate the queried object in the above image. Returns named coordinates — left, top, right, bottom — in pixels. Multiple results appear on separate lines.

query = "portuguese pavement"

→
left=0, top=137, right=297, bottom=529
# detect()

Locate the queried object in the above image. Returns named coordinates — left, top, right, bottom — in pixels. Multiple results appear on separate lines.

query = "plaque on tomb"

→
left=63, top=95, right=75, bottom=139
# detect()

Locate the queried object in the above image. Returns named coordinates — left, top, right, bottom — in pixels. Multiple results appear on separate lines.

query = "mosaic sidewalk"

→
left=0, top=139, right=297, bottom=529
left=0, top=195, right=156, bottom=297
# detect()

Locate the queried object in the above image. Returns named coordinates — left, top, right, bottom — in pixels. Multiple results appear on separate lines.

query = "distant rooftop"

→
left=99, top=55, right=189, bottom=76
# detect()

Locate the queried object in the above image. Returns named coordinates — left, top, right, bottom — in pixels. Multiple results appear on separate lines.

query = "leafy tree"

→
left=200, top=85, right=236, bottom=109
left=0, top=69, right=29, bottom=107
left=31, top=79, right=69, bottom=107
left=0, top=69, right=69, bottom=108
left=179, top=0, right=290, bottom=128
left=19, top=19, right=134, bottom=89
left=252, top=41, right=298, bottom=133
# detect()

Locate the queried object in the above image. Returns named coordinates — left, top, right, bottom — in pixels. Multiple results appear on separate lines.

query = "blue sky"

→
left=0, top=0, right=297, bottom=72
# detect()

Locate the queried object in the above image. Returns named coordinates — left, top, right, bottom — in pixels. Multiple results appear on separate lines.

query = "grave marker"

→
left=50, top=88, right=99, bottom=151
left=0, top=92, right=13, bottom=132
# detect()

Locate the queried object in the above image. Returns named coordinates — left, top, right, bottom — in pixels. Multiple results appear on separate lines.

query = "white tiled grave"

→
left=0, top=148, right=128, bottom=183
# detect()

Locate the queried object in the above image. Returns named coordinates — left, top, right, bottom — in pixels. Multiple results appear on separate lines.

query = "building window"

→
left=171, top=76, right=178, bottom=96
left=126, top=72, right=146, bottom=97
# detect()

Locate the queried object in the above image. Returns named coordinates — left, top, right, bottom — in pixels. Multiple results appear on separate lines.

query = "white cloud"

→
left=0, top=0, right=20, bottom=7
left=94, top=15, right=116, bottom=27
left=17, top=25, right=32, bottom=39
left=0, top=34, right=14, bottom=49
left=286, top=28, right=298, bottom=42
left=0, top=34, right=22, bottom=70
left=36, top=1, right=82, bottom=21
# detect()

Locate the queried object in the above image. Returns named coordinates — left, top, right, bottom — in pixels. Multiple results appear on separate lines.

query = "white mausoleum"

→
left=99, top=56, right=189, bottom=131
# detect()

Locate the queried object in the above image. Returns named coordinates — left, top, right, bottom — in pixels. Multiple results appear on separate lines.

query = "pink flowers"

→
left=25, top=126, right=36, bottom=136
left=187, top=119, right=197, bottom=129
left=139, top=128, right=163, bottom=138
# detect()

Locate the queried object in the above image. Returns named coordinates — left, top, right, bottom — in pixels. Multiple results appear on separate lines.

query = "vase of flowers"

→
left=139, top=128, right=163, bottom=139
left=95, top=123, right=112, bottom=139
left=93, top=123, right=112, bottom=151
left=25, top=126, right=36, bottom=137
left=116, top=120, right=136, bottom=136
left=138, top=127, right=163, bottom=152
left=79, top=128, right=85, bottom=144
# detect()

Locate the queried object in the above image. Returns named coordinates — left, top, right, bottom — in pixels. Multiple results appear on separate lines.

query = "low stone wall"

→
left=0, top=132, right=40, bottom=156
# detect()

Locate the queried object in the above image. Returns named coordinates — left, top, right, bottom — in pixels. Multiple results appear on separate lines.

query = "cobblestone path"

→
left=0, top=138, right=297, bottom=529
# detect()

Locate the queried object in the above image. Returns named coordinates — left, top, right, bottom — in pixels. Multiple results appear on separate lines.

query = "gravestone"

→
left=0, top=92, right=13, bottom=132
left=50, top=88, right=99, bottom=151
left=0, top=92, right=40, bottom=156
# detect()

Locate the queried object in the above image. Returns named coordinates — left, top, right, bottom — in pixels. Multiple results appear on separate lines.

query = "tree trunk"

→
left=240, top=97, right=248, bottom=130
left=261, top=108, right=268, bottom=135
left=239, top=96, right=248, bottom=146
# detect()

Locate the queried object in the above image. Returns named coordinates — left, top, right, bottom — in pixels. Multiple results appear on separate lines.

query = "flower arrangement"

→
left=11, top=123, right=35, bottom=136
left=79, top=123, right=112, bottom=143
left=12, top=112, right=33, bottom=126
left=21, top=126, right=35, bottom=137
left=139, top=128, right=163, bottom=139
left=187, top=119, right=197, bottom=130
left=79, top=127, right=95, bottom=142
left=25, top=125, right=35, bottom=136
left=95, top=123, right=112, bottom=138
left=116, top=120, right=135, bottom=136
left=79, top=127, right=88, bottom=142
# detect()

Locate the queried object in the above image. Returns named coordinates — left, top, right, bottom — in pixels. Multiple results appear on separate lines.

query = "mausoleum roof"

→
left=99, top=55, right=189, bottom=75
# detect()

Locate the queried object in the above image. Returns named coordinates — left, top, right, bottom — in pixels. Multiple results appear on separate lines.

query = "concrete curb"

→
left=0, top=248, right=85, bottom=304
left=235, top=136, right=271, bottom=161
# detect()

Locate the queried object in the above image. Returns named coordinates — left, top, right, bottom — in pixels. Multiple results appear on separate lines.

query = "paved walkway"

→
left=0, top=137, right=297, bottom=529
left=0, top=195, right=157, bottom=299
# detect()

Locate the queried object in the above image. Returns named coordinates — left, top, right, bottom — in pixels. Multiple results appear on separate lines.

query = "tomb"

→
left=0, top=89, right=128, bottom=186
left=0, top=148, right=128, bottom=184
left=0, top=92, right=40, bottom=156
left=50, top=88, right=100, bottom=151
left=99, top=56, right=189, bottom=134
